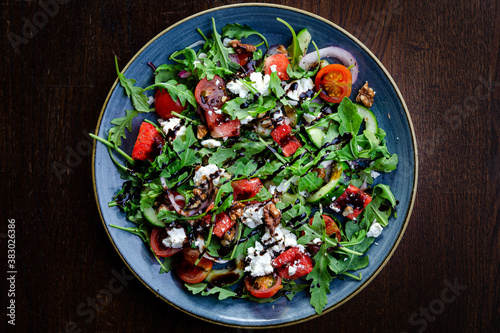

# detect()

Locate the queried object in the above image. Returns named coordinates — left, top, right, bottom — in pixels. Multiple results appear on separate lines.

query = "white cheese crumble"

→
left=158, top=117, right=186, bottom=141
left=367, top=222, right=383, bottom=238
left=270, top=64, right=278, bottom=72
left=241, top=205, right=265, bottom=228
left=198, top=52, right=208, bottom=59
left=302, top=113, right=317, bottom=123
left=193, top=164, right=224, bottom=187
left=288, top=265, right=297, bottom=276
left=200, top=139, right=221, bottom=148
left=260, top=225, right=298, bottom=256
left=312, top=238, right=322, bottom=245
left=244, top=242, right=274, bottom=277
left=299, top=190, right=310, bottom=198
left=226, top=72, right=271, bottom=98
left=268, top=185, right=277, bottom=195
left=371, top=170, right=380, bottom=179
left=240, top=115, right=254, bottom=125
left=147, top=96, right=155, bottom=105
left=162, top=227, right=187, bottom=248
left=284, top=78, right=314, bottom=101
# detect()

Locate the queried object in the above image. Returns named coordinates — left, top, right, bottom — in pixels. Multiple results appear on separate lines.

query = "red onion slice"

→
left=178, top=70, right=191, bottom=78
left=299, top=46, right=359, bottom=84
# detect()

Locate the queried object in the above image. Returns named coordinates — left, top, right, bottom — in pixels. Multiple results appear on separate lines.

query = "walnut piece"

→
left=197, top=125, right=208, bottom=139
left=230, top=40, right=257, bottom=54
left=356, top=82, right=375, bottom=108
left=221, top=227, right=236, bottom=247
left=264, top=203, right=281, bottom=233
left=312, top=167, right=326, bottom=180
left=228, top=202, right=245, bottom=221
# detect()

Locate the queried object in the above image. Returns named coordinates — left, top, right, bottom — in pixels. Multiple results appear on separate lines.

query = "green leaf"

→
left=277, top=18, right=303, bottom=70
left=221, top=23, right=269, bottom=48
left=298, top=172, right=324, bottom=192
left=239, top=186, right=272, bottom=202
left=209, top=147, right=237, bottom=165
left=269, top=71, right=285, bottom=98
left=202, top=286, right=238, bottom=300
left=209, top=18, right=239, bottom=72
left=370, top=154, right=398, bottom=172
left=158, top=256, right=173, bottom=273
left=108, top=110, right=138, bottom=146
left=307, top=242, right=332, bottom=314
left=115, top=56, right=150, bottom=112
left=214, top=194, right=233, bottom=214
left=145, top=80, right=197, bottom=108
left=338, top=97, right=363, bottom=135
left=185, top=282, right=208, bottom=294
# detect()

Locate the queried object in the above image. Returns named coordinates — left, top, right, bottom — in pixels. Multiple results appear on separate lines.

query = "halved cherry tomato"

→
left=231, top=178, right=263, bottom=201
left=131, top=122, right=164, bottom=161
left=236, top=52, right=252, bottom=67
left=332, top=184, right=372, bottom=219
left=195, top=75, right=228, bottom=112
left=315, top=64, right=352, bottom=103
left=244, top=274, right=282, bottom=298
left=175, top=248, right=213, bottom=284
left=212, top=212, right=236, bottom=238
left=309, top=215, right=341, bottom=242
left=264, top=54, right=290, bottom=80
left=154, top=88, right=187, bottom=119
left=272, top=247, right=313, bottom=280
left=150, top=228, right=183, bottom=257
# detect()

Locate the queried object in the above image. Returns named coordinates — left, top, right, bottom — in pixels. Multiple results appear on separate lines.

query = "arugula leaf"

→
left=185, top=282, right=207, bottom=294
left=298, top=172, right=324, bottom=192
left=208, top=18, right=239, bottom=72
left=221, top=23, right=269, bottom=48
left=157, top=256, right=173, bottom=274
left=277, top=18, right=303, bottom=70
left=214, top=194, right=233, bottom=214
left=145, top=80, right=197, bottom=108
left=110, top=224, right=150, bottom=243
left=208, top=148, right=236, bottom=166
left=202, top=286, right=238, bottom=300
left=338, top=97, right=363, bottom=135
left=306, top=216, right=332, bottom=314
left=269, top=71, right=285, bottom=98
left=154, top=63, right=185, bottom=84
left=108, top=110, right=138, bottom=147
left=232, top=226, right=261, bottom=258
left=370, top=154, right=398, bottom=172
left=115, top=56, right=150, bottom=112
left=193, top=58, right=233, bottom=80
left=283, top=281, right=309, bottom=301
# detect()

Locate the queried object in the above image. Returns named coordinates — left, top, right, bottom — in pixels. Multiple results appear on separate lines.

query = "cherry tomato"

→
left=244, top=274, right=282, bottom=298
left=315, top=64, right=352, bottom=103
left=154, top=89, right=187, bottom=119
left=175, top=248, right=213, bottom=284
left=236, top=52, right=252, bottom=66
left=231, top=178, right=263, bottom=201
left=195, top=75, right=228, bottom=112
left=309, top=214, right=341, bottom=242
left=272, top=247, right=314, bottom=280
left=150, top=228, right=183, bottom=258
left=264, top=54, right=290, bottom=80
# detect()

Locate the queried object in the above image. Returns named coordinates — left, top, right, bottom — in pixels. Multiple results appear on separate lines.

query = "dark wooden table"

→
left=2, top=0, right=498, bottom=332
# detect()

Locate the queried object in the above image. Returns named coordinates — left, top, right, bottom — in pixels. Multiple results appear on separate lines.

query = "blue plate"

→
left=92, top=4, right=417, bottom=328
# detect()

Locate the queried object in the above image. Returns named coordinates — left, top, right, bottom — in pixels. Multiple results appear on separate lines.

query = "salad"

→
left=92, top=18, right=398, bottom=314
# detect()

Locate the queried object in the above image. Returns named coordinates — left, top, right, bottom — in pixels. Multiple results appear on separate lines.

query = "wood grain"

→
left=1, top=0, right=498, bottom=332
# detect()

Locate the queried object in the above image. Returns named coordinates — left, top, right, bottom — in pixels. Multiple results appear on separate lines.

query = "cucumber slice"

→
left=356, top=104, right=378, bottom=134
left=306, top=163, right=345, bottom=203
left=281, top=192, right=299, bottom=203
left=297, top=29, right=312, bottom=55
left=307, top=127, right=326, bottom=148
left=142, top=206, right=165, bottom=228
left=140, top=186, right=165, bottom=228
left=205, top=255, right=245, bottom=287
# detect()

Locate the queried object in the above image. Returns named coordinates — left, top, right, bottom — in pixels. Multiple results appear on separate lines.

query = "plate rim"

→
left=91, top=2, right=418, bottom=329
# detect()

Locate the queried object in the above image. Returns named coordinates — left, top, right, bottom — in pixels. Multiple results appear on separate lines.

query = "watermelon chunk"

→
left=271, top=124, right=292, bottom=144
left=131, top=122, right=164, bottom=161
left=280, top=135, right=302, bottom=157
left=213, top=212, right=236, bottom=238
left=205, top=110, right=240, bottom=138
